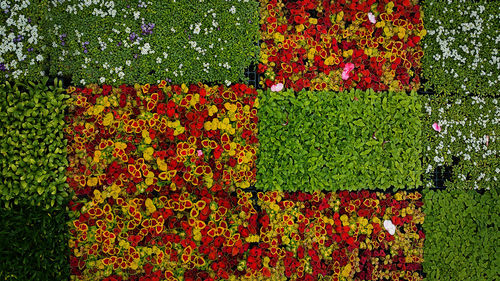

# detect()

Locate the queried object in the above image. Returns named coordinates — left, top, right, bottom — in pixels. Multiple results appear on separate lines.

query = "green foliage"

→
left=46, top=0, right=259, bottom=86
left=0, top=204, right=70, bottom=281
left=422, top=0, right=500, bottom=96
left=422, top=95, right=499, bottom=190
left=0, top=78, right=69, bottom=209
left=0, top=0, right=50, bottom=82
left=423, top=189, right=500, bottom=281
left=256, top=89, right=422, bottom=192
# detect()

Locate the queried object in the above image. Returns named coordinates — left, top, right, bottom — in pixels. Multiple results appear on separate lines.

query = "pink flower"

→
left=368, top=12, right=376, bottom=24
left=432, top=123, right=441, bottom=132
left=271, top=83, right=284, bottom=92
left=197, top=150, right=203, bottom=157
left=342, top=63, right=355, bottom=80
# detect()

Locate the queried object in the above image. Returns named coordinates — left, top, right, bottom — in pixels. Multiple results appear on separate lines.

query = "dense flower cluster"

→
left=68, top=189, right=425, bottom=280
left=65, top=83, right=259, bottom=196
left=256, top=190, right=425, bottom=280
left=66, top=83, right=260, bottom=280
left=68, top=189, right=260, bottom=281
left=258, top=0, right=426, bottom=92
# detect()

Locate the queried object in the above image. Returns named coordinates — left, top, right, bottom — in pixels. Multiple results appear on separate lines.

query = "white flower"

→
left=133, top=11, right=140, bottom=20
left=368, top=12, right=376, bottom=24
left=99, top=77, right=106, bottom=83
left=229, top=5, right=236, bottom=14
left=383, top=220, right=396, bottom=235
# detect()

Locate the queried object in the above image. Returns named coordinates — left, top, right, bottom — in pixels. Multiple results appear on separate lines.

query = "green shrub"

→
left=423, top=189, right=500, bottom=280
left=256, top=89, right=422, bottom=192
left=46, top=0, right=259, bottom=86
left=422, top=0, right=500, bottom=96
left=0, top=204, right=70, bottom=281
left=422, top=95, right=499, bottom=190
left=0, top=78, right=69, bottom=209
left=0, top=0, right=50, bottom=82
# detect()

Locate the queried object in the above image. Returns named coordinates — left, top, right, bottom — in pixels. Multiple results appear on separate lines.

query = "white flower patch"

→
left=41, top=0, right=258, bottom=85
left=424, top=1, right=499, bottom=95
left=0, top=0, right=46, bottom=78
left=425, top=95, right=499, bottom=189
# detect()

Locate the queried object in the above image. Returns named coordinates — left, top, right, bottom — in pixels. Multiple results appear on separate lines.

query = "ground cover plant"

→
left=423, top=189, right=500, bottom=280
left=0, top=78, right=69, bottom=208
left=0, top=204, right=70, bottom=281
left=46, top=0, right=259, bottom=86
left=422, top=0, right=500, bottom=96
left=257, top=88, right=422, bottom=192
left=0, top=0, right=49, bottom=81
left=423, top=95, right=499, bottom=190
left=258, top=0, right=426, bottom=92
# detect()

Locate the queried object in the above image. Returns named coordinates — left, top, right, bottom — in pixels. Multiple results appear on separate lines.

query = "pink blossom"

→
left=271, top=83, right=284, bottom=92
left=342, top=63, right=355, bottom=80
left=432, top=123, right=441, bottom=132
left=197, top=150, right=203, bottom=157
left=368, top=12, right=376, bottom=24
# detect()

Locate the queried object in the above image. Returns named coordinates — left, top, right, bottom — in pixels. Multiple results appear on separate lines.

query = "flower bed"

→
left=423, top=189, right=500, bottom=280
left=258, top=0, right=426, bottom=92
left=256, top=190, right=425, bottom=280
left=0, top=0, right=48, bottom=81
left=65, top=82, right=259, bottom=280
left=257, top=88, right=422, bottom=191
left=68, top=189, right=260, bottom=280
left=0, top=78, right=69, bottom=208
left=65, top=83, right=259, bottom=196
left=423, top=95, right=499, bottom=190
left=422, top=0, right=500, bottom=96
left=68, top=188, right=425, bottom=280
left=46, top=1, right=259, bottom=86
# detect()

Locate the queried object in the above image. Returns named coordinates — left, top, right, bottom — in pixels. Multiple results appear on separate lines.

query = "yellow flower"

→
left=103, top=112, right=114, bottom=126
left=145, top=198, right=156, bottom=215
left=208, top=105, right=218, bottom=116
left=143, top=147, right=154, bottom=161
left=93, top=150, right=102, bottom=163
left=341, top=263, right=352, bottom=277
left=87, top=177, right=98, bottom=187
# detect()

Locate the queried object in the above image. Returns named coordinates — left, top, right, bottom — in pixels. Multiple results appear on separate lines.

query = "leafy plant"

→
left=256, top=88, right=422, bottom=191
left=46, top=0, right=259, bottom=86
left=0, top=77, right=69, bottom=209
left=422, top=0, right=500, bottom=96
left=423, top=189, right=500, bottom=280
left=422, top=95, right=499, bottom=190
left=0, top=204, right=70, bottom=281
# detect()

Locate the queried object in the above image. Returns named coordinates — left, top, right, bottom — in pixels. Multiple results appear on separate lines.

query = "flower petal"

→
left=368, top=12, right=376, bottom=24
left=383, top=220, right=396, bottom=235
left=432, top=123, right=441, bottom=132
